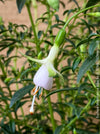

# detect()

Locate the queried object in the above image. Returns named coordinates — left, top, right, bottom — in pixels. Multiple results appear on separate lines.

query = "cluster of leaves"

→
left=0, top=0, right=100, bottom=134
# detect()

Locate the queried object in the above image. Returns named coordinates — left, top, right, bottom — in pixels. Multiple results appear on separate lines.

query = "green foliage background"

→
left=0, top=0, right=100, bottom=134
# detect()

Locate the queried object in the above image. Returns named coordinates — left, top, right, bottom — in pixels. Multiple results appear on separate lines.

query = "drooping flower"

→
left=20, top=45, right=64, bottom=114
left=19, top=28, right=66, bottom=114
left=30, top=64, right=53, bottom=114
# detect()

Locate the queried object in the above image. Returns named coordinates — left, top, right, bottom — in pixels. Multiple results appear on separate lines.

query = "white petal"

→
left=33, top=65, right=53, bottom=90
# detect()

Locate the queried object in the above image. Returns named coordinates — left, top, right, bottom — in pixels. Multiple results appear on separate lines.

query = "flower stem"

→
left=14, top=48, right=26, bottom=124
left=26, top=3, right=40, bottom=53
left=56, top=78, right=65, bottom=122
left=63, top=4, right=100, bottom=30
left=46, top=91, right=56, bottom=132
left=32, top=0, right=38, bottom=32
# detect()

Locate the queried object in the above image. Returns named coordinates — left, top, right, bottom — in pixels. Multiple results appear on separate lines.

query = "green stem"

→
left=14, top=48, right=26, bottom=123
left=47, top=5, right=54, bottom=44
left=63, top=4, right=100, bottom=30
left=44, top=6, right=56, bottom=132
left=5, top=97, right=21, bottom=132
left=46, top=91, right=56, bottom=133
left=87, top=72, right=97, bottom=89
left=0, top=57, right=6, bottom=77
left=15, top=80, right=25, bottom=121
left=14, top=112, right=21, bottom=132
left=56, top=78, right=65, bottom=122
left=26, top=3, right=40, bottom=53
left=40, top=7, right=55, bottom=45
left=32, top=0, right=38, bottom=32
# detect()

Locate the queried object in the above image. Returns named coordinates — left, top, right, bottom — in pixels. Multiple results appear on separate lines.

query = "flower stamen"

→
left=39, top=88, right=43, bottom=98
left=33, top=88, right=40, bottom=95
left=32, top=86, right=36, bottom=92
left=30, top=86, right=38, bottom=115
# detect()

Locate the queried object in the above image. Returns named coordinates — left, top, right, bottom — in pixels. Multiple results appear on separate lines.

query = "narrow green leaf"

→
left=7, top=46, right=14, bottom=57
left=15, top=101, right=27, bottom=112
left=72, top=57, right=81, bottom=72
left=9, top=121, right=15, bottom=133
left=88, top=33, right=98, bottom=38
left=61, top=66, right=72, bottom=73
left=0, top=0, right=4, bottom=3
left=54, top=125, right=63, bottom=134
left=76, top=38, right=91, bottom=48
left=86, top=0, right=100, bottom=8
left=55, top=14, right=59, bottom=22
left=69, top=0, right=80, bottom=9
left=88, top=39, right=99, bottom=55
left=16, top=0, right=26, bottom=13
left=80, top=18, right=94, bottom=33
left=10, top=84, right=34, bottom=108
left=77, top=54, right=99, bottom=83
left=0, top=41, right=16, bottom=51
left=75, top=107, right=82, bottom=118
left=38, top=30, right=43, bottom=39
left=20, top=68, right=34, bottom=79
left=63, top=8, right=77, bottom=16
left=45, top=87, right=78, bottom=99
left=76, top=128, right=99, bottom=134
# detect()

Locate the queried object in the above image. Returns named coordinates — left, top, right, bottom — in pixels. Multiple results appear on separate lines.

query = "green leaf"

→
left=78, top=83, right=95, bottom=94
left=86, top=0, right=100, bottom=8
left=75, top=107, right=82, bottom=118
left=10, top=84, right=34, bottom=108
left=80, top=19, right=94, bottom=33
left=20, top=68, right=34, bottom=79
left=45, top=87, right=78, bottom=99
left=69, top=0, right=80, bottom=9
left=0, top=0, right=4, bottom=3
left=16, top=0, right=26, bottom=13
left=72, top=57, right=81, bottom=72
left=63, top=8, right=77, bottom=16
left=77, top=54, right=99, bottom=83
left=38, top=30, right=43, bottom=39
left=60, top=66, right=72, bottom=73
left=55, top=14, right=59, bottom=22
left=76, top=38, right=91, bottom=48
left=0, top=41, right=16, bottom=51
left=54, top=125, right=63, bottom=134
left=76, top=128, right=99, bottom=134
left=88, top=33, right=98, bottom=38
left=9, top=121, right=15, bottom=133
left=88, top=39, right=99, bottom=55
left=7, top=46, right=14, bottom=57
left=90, top=97, right=96, bottom=106
left=15, top=101, right=27, bottom=112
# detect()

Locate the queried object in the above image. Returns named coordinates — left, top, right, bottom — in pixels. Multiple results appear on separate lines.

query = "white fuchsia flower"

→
left=30, top=64, right=53, bottom=114
left=20, top=45, right=64, bottom=114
